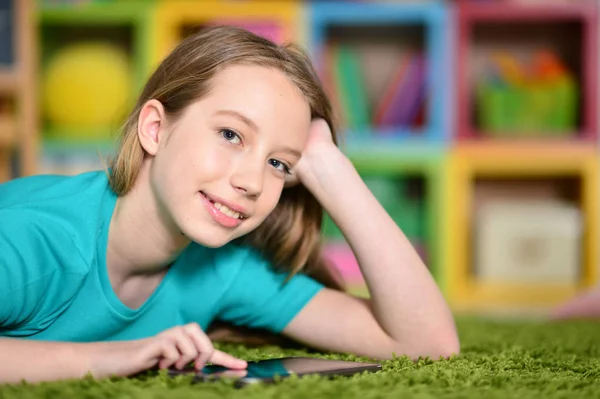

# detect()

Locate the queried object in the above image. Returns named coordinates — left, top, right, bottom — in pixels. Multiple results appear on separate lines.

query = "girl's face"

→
left=144, top=64, right=311, bottom=248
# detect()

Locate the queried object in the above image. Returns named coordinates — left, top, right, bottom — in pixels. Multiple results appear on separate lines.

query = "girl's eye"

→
left=221, top=129, right=241, bottom=145
left=269, top=159, right=291, bottom=175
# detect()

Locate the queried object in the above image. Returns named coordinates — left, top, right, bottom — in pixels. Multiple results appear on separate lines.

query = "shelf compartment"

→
left=446, top=143, right=599, bottom=312
left=153, top=1, right=301, bottom=67
left=456, top=1, right=598, bottom=141
left=322, top=148, right=446, bottom=295
left=310, top=1, right=449, bottom=144
left=37, top=2, right=153, bottom=170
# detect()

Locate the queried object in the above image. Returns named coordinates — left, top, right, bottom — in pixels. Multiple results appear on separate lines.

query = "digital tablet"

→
left=168, top=356, right=382, bottom=387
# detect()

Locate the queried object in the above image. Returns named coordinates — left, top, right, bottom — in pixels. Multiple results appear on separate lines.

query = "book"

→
left=333, top=44, right=371, bottom=134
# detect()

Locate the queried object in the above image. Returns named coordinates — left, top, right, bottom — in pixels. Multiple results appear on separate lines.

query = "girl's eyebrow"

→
left=213, top=109, right=257, bottom=131
left=281, top=146, right=302, bottom=159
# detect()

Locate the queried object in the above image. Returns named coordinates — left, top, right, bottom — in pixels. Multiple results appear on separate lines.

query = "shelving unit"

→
left=4, top=0, right=598, bottom=314
left=0, top=0, right=37, bottom=182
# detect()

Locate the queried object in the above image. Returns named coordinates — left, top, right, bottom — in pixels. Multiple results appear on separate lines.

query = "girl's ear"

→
left=137, top=99, right=167, bottom=156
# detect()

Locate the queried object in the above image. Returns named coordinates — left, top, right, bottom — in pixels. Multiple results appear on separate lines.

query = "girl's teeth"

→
left=209, top=199, right=243, bottom=220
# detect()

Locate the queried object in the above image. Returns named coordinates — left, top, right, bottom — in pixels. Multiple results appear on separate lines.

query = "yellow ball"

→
left=43, top=42, right=132, bottom=135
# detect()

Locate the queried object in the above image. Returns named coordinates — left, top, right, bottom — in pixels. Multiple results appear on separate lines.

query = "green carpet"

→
left=2, top=316, right=600, bottom=398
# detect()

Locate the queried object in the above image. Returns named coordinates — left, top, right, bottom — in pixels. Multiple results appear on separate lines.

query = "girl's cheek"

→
left=198, top=150, right=230, bottom=176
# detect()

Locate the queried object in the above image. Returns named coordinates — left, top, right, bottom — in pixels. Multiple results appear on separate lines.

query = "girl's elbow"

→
left=388, top=331, right=460, bottom=361
left=418, top=330, right=461, bottom=360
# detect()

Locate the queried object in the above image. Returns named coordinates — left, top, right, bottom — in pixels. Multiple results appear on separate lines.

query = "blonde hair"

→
left=109, top=26, right=344, bottom=294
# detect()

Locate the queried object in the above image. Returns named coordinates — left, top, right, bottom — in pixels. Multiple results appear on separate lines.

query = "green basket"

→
left=477, top=78, right=578, bottom=136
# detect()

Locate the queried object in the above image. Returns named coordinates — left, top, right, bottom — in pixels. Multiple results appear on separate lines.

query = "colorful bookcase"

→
left=449, top=0, right=599, bottom=312
left=14, top=0, right=600, bottom=314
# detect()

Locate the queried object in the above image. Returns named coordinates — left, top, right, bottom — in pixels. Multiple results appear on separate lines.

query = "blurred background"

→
left=0, top=0, right=599, bottom=317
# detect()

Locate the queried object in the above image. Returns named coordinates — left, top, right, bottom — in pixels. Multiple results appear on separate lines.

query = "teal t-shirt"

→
left=0, top=171, right=323, bottom=341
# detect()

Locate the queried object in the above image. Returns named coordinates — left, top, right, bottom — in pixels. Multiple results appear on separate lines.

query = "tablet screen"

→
left=198, top=357, right=380, bottom=379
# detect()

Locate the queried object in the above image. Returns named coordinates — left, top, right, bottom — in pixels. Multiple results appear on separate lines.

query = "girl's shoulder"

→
left=0, top=170, right=114, bottom=273
left=0, top=170, right=109, bottom=210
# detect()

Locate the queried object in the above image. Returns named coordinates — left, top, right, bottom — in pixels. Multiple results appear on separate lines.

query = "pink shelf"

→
left=459, top=2, right=595, bottom=21
left=455, top=1, right=598, bottom=141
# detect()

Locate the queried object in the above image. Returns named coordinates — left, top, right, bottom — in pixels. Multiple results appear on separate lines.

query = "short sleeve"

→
left=216, top=246, right=324, bottom=333
left=0, top=210, right=86, bottom=334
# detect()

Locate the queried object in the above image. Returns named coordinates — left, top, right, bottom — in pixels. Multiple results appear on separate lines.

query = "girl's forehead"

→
left=202, top=65, right=311, bottom=122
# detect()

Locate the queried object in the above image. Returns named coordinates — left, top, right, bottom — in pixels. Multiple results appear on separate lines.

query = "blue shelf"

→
left=308, top=1, right=450, bottom=145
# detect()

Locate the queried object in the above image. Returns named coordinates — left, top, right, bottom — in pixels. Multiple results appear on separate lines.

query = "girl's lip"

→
left=199, top=192, right=244, bottom=228
left=199, top=191, right=250, bottom=219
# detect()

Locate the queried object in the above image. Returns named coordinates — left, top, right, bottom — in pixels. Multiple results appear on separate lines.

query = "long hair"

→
left=109, top=26, right=345, bottom=344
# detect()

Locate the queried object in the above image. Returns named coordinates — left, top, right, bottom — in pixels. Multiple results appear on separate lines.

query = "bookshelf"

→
left=449, top=0, right=599, bottom=313
left=6, top=0, right=598, bottom=313
left=0, top=0, right=37, bottom=182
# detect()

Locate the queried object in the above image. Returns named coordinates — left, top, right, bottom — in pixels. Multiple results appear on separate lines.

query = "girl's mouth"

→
left=199, top=191, right=246, bottom=228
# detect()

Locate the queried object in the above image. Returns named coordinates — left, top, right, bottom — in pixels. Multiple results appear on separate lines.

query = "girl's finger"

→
left=157, top=339, right=180, bottom=369
left=182, top=323, right=215, bottom=370
left=172, top=330, right=199, bottom=369
left=209, top=349, right=248, bottom=370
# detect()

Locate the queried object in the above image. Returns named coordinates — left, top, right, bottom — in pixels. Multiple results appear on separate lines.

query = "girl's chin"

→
left=182, top=226, right=238, bottom=248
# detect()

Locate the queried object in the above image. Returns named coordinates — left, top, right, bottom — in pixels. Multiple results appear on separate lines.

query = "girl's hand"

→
left=86, top=323, right=247, bottom=379
left=286, top=118, right=340, bottom=188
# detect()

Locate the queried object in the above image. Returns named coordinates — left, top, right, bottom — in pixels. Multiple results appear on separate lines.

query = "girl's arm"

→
left=283, top=120, right=459, bottom=360
left=0, top=324, right=246, bottom=384
left=0, top=338, right=93, bottom=383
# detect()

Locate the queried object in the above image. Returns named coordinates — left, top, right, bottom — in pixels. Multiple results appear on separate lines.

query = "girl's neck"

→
left=106, top=161, right=190, bottom=280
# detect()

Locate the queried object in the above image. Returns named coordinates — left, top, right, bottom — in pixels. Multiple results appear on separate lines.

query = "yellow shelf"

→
left=152, top=0, right=302, bottom=67
left=445, top=143, right=599, bottom=311
left=451, top=282, right=581, bottom=309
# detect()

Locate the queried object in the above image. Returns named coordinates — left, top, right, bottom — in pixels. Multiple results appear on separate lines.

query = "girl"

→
left=0, top=26, right=458, bottom=384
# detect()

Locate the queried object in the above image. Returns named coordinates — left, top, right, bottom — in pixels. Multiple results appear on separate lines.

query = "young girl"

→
left=0, top=26, right=458, bottom=384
